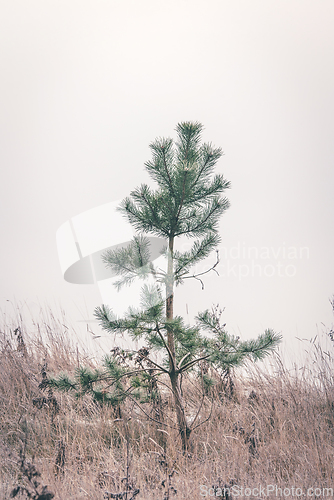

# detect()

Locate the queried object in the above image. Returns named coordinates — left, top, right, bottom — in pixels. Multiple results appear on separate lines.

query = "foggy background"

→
left=1, top=0, right=334, bottom=363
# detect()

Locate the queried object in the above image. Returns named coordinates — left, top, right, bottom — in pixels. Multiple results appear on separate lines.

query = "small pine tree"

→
left=52, top=122, right=281, bottom=451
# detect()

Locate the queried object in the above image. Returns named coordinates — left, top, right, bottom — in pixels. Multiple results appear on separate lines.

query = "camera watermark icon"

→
left=56, top=200, right=166, bottom=315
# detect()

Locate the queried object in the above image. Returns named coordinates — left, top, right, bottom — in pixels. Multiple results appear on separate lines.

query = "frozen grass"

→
left=0, top=306, right=334, bottom=499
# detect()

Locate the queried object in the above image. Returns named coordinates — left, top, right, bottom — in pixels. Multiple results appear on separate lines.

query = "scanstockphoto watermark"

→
left=184, top=242, right=310, bottom=281
left=199, top=485, right=333, bottom=498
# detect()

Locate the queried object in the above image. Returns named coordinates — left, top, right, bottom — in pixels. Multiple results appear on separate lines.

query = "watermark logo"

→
left=56, top=200, right=310, bottom=315
left=185, top=242, right=310, bottom=281
left=199, top=484, right=333, bottom=498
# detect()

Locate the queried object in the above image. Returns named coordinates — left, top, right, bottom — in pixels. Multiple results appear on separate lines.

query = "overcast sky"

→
left=1, top=0, right=334, bottom=362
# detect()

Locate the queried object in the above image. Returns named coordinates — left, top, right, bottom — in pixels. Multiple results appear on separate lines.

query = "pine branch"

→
left=174, top=234, right=220, bottom=279
left=118, top=196, right=167, bottom=238
left=175, top=121, right=203, bottom=165
left=237, top=330, right=283, bottom=361
left=191, top=143, right=224, bottom=187
left=180, top=196, right=230, bottom=236
left=178, top=353, right=213, bottom=374
left=144, top=137, right=175, bottom=196
left=94, top=303, right=162, bottom=339
left=177, top=352, right=191, bottom=370
left=195, top=306, right=227, bottom=337
left=102, top=368, right=162, bottom=390
left=102, top=235, right=153, bottom=290
left=180, top=251, right=219, bottom=289
left=189, top=174, right=231, bottom=204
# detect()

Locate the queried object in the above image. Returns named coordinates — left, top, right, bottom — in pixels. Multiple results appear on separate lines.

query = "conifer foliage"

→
left=52, top=122, right=281, bottom=451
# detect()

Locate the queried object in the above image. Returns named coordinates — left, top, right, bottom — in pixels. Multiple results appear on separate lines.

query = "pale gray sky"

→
left=1, top=0, right=334, bottom=361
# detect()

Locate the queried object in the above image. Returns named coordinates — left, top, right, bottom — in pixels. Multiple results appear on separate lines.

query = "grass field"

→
left=1, top=306, right=333, bottom=499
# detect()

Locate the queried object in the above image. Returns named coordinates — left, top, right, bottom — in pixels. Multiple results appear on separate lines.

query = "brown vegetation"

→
left=1, top=308, right=333, bottom=499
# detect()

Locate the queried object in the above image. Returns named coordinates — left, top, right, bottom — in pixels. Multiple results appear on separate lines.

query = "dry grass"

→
left=1, top=307, right=334, bottom=499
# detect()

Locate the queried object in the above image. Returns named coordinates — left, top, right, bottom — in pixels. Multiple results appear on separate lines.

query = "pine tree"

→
left=51, top=122, right=281, bottom=451
left=94, top=122, right=281, bottom=450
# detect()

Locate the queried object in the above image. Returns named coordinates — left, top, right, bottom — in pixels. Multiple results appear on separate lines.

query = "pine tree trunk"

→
left=169, top=370, right=191, bottom=451
left=166, top=236, right=191, bottom=451
left=166, top=237, right=176, bottom=363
